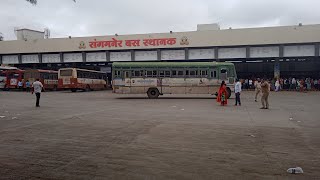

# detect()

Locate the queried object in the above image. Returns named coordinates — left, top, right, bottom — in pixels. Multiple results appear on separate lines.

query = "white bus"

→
left=112, top=62, right=237, bottom=98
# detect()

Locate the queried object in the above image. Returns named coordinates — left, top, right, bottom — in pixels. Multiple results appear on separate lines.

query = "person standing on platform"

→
left=260, top=79, right=270, bottom=109
left=290, top=78, right=296, bottom=91
left=234, top=79, right=242, bottom=106
left=25, top=80, right=31, bottom=92
left=314, top=79, right=318, bottom=91
left=32, top=79, right=44, bottom=107
left=249, top=79, right=253, bottom=89
left=275, top=79, right=280, bottom=92
left=18, top=80, right=23, bottom=91
left=254, top=79, right=262, bottom=102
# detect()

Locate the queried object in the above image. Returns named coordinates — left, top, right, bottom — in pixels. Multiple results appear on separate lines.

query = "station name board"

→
left=78, top=36, right=189, bottom=49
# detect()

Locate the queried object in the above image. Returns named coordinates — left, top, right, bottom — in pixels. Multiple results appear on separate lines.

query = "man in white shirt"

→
left=18, top=80, right=23, bottom=90
left=254, top=79, right=262, bottom=102
left=249, top=79, right=253, bottom=89
left=291, top=78, right=296, bottom=91
left=32, top=79, right=44, bottom=107
left=234, top=79, right=242, bottom=106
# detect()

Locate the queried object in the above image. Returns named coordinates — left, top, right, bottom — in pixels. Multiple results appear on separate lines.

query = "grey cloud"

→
left=0, top=0, right=319, bottom=40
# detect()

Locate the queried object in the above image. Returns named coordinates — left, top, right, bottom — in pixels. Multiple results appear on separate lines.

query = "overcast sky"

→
left=1, top=0, right=319, bottom=40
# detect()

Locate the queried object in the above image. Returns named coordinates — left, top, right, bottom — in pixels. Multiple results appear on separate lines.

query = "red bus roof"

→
left=25, top=69, right=58, bottom=73
left=5, top=69, right=25, bottom=73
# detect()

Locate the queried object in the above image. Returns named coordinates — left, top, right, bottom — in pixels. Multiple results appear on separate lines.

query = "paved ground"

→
left=0, top=90, right=319, bottom=180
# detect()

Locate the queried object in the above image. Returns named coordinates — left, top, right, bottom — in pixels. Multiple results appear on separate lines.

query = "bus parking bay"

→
left=0, top=90, right=319, bottom=179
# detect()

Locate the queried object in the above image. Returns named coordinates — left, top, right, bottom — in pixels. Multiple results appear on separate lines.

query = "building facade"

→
left=1, top=24, right=320, bottom=78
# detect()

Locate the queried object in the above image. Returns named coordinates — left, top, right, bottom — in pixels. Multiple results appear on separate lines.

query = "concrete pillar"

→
left=106, top=51, right=110, bottom=62
left=279, top=45, right=284, bottom=58
left=82, top=52, right=86, bottom=62
left=60, top=53, right=64, bottom=63
left=246, top=46, right=250, bottom=59
left=157, top=49, right=161, bottom=61
left=315, top=43, right=319, bottom=57
left=18, top=54, right=22, bottom=64
left=131, top=50, right=135, bottom=61
left=274, top=58, right=280, bottom=79
left=185, top=48, right=189, bottom=60
left=214, top=47, right=219, bottom=62
left=38, top=53, right=42, bottom=63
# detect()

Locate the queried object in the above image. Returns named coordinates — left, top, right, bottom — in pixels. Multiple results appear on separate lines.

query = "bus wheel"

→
left=226, top=87, right=231, bottom=99
left=71, top=89, right=77, bottom=92
left=85, top=85, right=91, bottom=92
left=4, top=85, right=9, bottom=91
left=53, top=85, right=58, bottom=91
left=147, top=88, right=160, bottom=99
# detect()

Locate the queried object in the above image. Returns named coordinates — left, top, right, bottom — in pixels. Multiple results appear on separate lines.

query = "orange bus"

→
left=24, top=69, right=59, bottom=91
left=3, top=69, right=25, bottom=90
left=58, top=68, right=107, bottom=92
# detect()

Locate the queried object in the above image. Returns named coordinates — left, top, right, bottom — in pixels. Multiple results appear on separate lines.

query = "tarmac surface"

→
left=0, top=90, right=319, bottom=180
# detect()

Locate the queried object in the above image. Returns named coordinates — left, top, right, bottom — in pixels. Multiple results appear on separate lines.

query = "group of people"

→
left=17, top=80, right=31, bottom=92
left=217, top=79, right=271, bottom=109
left=241, top=77, right=320, bottom=92
left=277, top=77, right=320, bottom=92
left=17, top=79, right=44, bottom=107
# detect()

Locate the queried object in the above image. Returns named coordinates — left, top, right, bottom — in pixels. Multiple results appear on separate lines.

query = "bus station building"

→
left=0, top=24, right=320, bottom=78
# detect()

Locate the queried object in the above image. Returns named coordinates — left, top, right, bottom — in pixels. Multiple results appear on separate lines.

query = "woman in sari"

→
left=217, top=81, right=228, bottom=106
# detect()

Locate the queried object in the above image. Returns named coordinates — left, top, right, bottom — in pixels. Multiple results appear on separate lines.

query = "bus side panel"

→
left=117, top=86, right=131, bottom=94
left=128, top=86, right=145, bottom=94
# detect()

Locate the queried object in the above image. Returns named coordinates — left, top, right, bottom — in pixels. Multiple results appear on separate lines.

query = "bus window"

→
left=190, top=70, right=198, bottom=77
left=125, top=71, right=130, bottom=78
left=140, top=70, right=144, bottom=77
left=159, top=71, right=165, bottom=77
left=172, top=70, right=177, bottom=76
left=210, top=71, right=217, bottom=78
left=178, top=70, right=183, bottom=76
left=201, top=70, right=208, bottom=77
left=220, top=68, right=227, bottom=80
left=114, top=70, right=122, bottom=78
left=185, top=70, right=189, bottom=76
left=60, top=69, right=73, bottom=76
left=146, top=71, right=152, bottom=77
left=133, top=70, right=140, bottom=77
left=165, top=71, right=170, bottom=77
left=152, top=70, right=157, bottom=77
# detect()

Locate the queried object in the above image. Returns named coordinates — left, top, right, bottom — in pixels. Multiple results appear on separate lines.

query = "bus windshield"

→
left=60, top=69, right=73, bottom=76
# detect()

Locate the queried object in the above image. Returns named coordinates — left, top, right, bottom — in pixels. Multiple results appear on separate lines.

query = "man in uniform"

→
left=260, top=79, right=270, bottom=109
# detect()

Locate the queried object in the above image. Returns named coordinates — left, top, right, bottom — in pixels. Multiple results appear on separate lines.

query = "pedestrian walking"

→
left=260, top=79, right=270, bottom=109
left=217, top=81, right=228, bottom=106
left=32, top=79, right=44, bottom=107
left=254, top=78, right=262, bottom=102
left=234, top=79, right=242, bottom=106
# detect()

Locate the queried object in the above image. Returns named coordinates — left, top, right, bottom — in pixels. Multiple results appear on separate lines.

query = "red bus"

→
left=58, top=68, right=107, bottom=92
left=3, top=69, right=25, bottom=90
left=0, top=71, right=6, bottom=89
left=24, top=69, right=59, bottom=91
